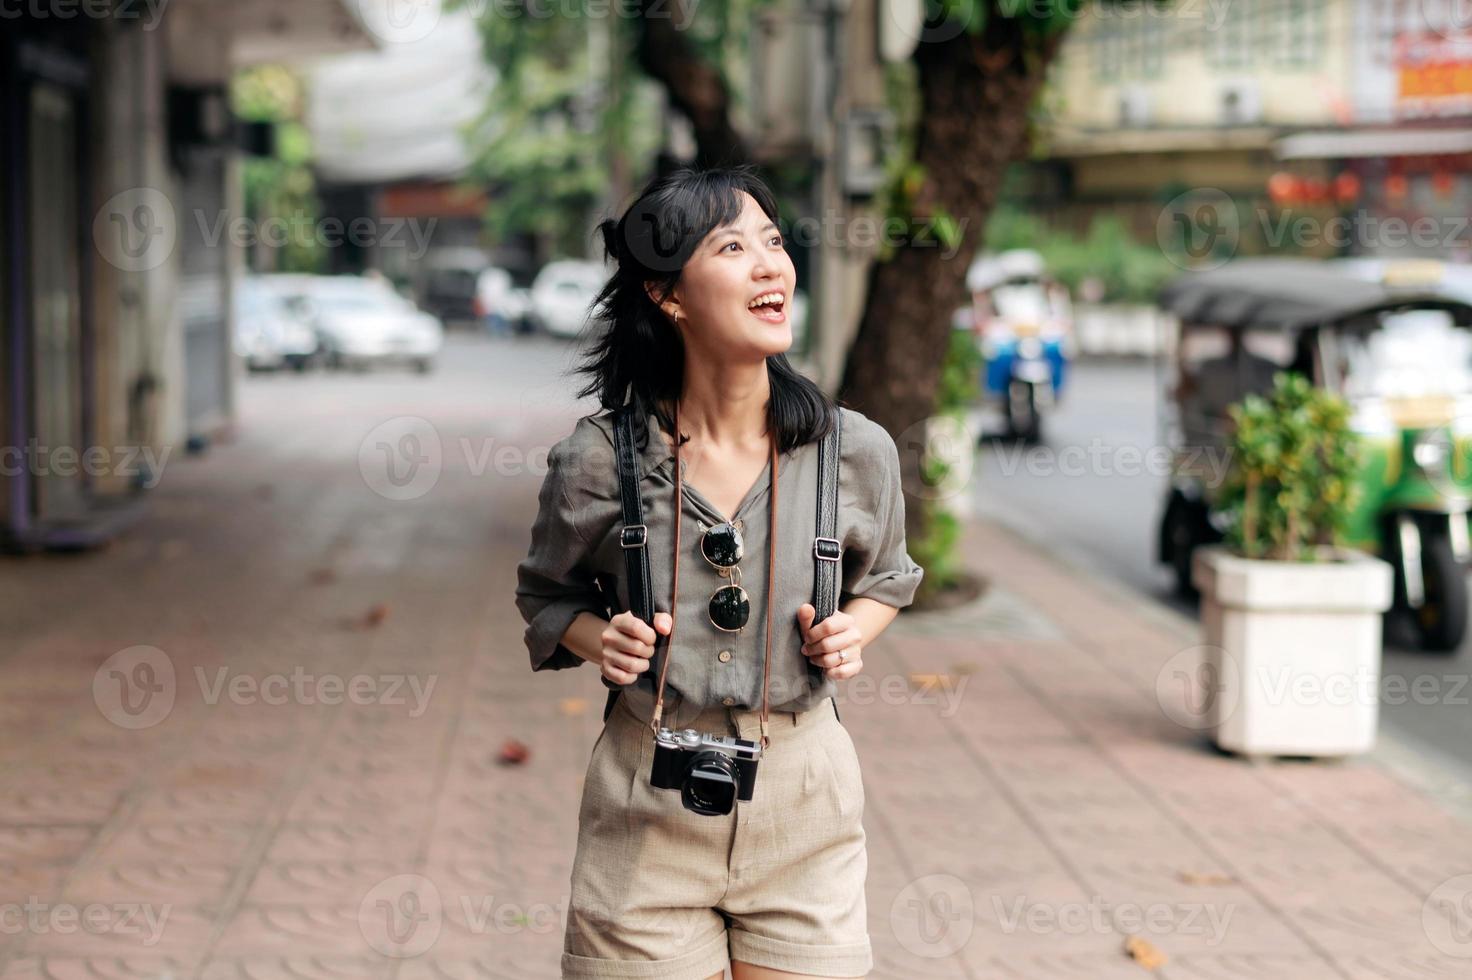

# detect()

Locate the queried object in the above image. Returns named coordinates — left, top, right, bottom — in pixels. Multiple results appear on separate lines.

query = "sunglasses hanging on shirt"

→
left=698, top=519, right=750, bottom=632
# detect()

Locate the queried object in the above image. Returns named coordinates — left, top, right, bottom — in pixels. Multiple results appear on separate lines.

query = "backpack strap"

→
left=604, top=404, right=655, bottom=722
left=812, top=408, right=844, bottom=623
left=805, top=408, right=843, bottom=693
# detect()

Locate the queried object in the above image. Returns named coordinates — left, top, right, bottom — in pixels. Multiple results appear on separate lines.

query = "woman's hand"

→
left=598, top=611, right=671, bottom=685
left=796, top=603, right=863, bottom=681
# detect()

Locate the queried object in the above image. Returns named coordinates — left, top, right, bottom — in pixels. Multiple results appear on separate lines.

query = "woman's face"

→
left=659, top=191, right=796, bottom=359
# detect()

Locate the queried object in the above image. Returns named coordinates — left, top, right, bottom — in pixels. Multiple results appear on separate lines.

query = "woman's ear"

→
left=644, top=281, right=682, bottom=324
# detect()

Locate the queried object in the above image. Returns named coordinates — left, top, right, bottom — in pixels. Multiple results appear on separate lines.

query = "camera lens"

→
left=682, top=751, right=739, bottom=816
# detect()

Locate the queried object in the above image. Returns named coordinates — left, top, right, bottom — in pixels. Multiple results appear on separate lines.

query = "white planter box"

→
left=1192, top=546, right=1394, bottom=757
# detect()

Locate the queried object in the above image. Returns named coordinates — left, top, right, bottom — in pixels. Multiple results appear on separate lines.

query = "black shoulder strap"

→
left=602, top=405, right=655, bottom=723
left=613, top=405, right=654, bottom=624
left=812, top=408, right=844, bottom=624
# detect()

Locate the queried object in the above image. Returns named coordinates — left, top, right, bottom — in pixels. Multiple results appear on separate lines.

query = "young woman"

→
left=515, top=165, right=924, bottom=980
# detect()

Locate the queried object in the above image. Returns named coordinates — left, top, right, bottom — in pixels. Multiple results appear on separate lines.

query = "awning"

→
left=1275, top=128, right=1472, bottom=160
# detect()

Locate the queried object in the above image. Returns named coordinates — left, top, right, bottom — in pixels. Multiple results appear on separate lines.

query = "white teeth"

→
left=747, top=292, right=783, bottom=310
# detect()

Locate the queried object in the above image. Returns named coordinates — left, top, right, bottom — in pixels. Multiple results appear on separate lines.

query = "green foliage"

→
left=231, top=66, right=324, bottom=273
left=1216, top=372, right=1361, bottom=562
left=909, top=330, right=984, bottom=600
left=986, top=205, right=1176, bottom=304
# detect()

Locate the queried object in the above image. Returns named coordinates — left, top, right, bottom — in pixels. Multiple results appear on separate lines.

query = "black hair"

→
left=572, top=164, right=837, bottom=454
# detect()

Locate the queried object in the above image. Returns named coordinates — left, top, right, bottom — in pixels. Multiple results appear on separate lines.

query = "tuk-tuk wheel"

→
left=1415, top=532, right=1468, bottom=653
left=1160, top=490, right=1212, bottom=598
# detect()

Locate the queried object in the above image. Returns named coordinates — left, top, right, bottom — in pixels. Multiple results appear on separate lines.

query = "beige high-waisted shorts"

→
left=562, top=692, right=871, bottom=979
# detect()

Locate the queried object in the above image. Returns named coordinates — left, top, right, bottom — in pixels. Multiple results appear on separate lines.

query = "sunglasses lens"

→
left=709, top=585, right=749, bottom=632
left=701, top=523, right=743, bottom=568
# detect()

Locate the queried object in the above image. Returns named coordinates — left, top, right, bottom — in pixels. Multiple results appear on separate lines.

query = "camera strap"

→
left=606, top=403, right=843, bottom=736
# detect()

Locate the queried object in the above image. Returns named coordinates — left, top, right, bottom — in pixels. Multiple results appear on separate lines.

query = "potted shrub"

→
left=1192, top=372, right=1393, bottom=757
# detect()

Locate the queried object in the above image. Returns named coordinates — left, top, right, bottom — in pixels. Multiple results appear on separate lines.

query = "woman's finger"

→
left=803, top=628, right=861, bottom=658
left=824, top=656, right=863, bottom=681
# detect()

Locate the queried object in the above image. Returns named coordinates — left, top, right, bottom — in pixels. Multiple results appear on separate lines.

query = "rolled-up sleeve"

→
left=841, top=426, right=925, bottom=609
left=515, top=438, right=609, bottom=671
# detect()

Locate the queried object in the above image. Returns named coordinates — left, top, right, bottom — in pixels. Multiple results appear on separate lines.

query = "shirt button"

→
left=718, top=650, right=732, bottom=663
left=721, top=697, right=735, bottom=706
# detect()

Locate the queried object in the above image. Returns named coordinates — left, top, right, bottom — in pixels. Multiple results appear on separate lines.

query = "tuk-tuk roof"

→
left=1158, top=258, right=1472, bottom=331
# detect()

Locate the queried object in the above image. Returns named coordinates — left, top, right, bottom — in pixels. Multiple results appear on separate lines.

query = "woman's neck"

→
left=663, top=360, right=771, bottom=449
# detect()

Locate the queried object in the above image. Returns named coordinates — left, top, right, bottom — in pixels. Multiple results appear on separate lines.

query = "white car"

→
left=529, top=260, right=607, bottom=338
left=235, top=279, right=320, bottom=371
left=273, top=276, right=444, bottom=373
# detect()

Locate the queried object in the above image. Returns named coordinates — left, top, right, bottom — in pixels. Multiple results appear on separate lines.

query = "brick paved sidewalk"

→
left=1, top=343, right=1470, bottom=978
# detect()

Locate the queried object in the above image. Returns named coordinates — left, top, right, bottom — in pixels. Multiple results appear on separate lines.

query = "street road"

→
left=970, top=358, right=1472, bottom=781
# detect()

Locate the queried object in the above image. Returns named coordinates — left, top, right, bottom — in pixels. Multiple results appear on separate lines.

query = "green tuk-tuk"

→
left=1156, top=257, right=1472, bottom=652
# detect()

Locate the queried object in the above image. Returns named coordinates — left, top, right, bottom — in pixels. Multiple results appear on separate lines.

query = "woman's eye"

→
left=769, top=235, right=783, bottom=247
left=722, top=241, right=741, bottom=253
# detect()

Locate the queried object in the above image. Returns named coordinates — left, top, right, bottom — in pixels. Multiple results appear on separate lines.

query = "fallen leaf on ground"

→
left=1177, top=870, right=1236, bottom=886
left=499, top=740, right=531, bottom=765
left=1124, top=935, right=1166, bottom=970
left=362, top=602, right=390, bottom=628
left=559, top=698, right=588, bottom=716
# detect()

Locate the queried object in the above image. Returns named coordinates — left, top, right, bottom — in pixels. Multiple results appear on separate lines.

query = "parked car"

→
left=235, top=278, right=320, bottom=372
left=474, top=267, right=533, bottom=335
left=268, top=275, right=443, bottom=374
left=419, top=247, right=489, bottom=325
left=528, top=260, right=606, bottom=338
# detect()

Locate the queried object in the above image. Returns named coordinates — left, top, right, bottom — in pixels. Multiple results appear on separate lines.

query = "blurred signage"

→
left=1396, top=32, right=1472, bottom=118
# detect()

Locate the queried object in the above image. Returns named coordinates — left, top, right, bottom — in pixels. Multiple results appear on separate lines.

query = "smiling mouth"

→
left=747, top=293, right=786, bottom=322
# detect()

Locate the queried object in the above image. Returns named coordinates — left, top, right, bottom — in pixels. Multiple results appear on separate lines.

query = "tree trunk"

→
left=838, top=14, right=1063, bottom=551
left=636, top=0, right=749, bottom=167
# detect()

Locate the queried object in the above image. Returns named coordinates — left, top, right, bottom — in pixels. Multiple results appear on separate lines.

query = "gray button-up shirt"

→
left=514, top=404, right=924, bottom=719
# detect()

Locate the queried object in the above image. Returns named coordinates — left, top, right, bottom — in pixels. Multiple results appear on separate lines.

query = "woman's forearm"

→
left=560, top=611, right=610, bottom=665
left=843, top=596, right=900, bottom=649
